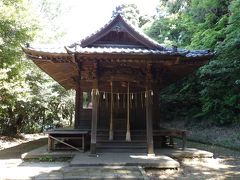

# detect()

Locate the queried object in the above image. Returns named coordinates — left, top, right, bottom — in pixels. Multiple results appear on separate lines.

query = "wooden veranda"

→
left=23, top=14, right=213, bottom=155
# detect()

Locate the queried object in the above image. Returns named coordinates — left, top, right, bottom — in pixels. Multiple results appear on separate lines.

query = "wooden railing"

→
left=44, top=129, right=90, bottom=152
left=153, top=128, right=190, bottom=150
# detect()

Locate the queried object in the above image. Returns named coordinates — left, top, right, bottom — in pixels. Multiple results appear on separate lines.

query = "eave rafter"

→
left=22, top=47, right=74, bottom=63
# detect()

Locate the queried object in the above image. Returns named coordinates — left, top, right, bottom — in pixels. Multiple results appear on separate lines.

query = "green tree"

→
left=112, top=4, right=151, bottom=28
left=147, top=0, right=240, bottom=126
left=30, top=0, right=70, bottom=43
left=0, top=0, right=37, bottom=135
left=0, top=0, right=75, bottom=135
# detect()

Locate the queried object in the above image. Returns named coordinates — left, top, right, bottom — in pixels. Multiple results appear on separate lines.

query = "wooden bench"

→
left=44, top=129, right=89, bottom=152
left=153, top=128, right=189, bottom=150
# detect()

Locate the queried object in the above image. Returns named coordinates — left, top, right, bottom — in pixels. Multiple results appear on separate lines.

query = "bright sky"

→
left=59, top=0, right=159, bottom=43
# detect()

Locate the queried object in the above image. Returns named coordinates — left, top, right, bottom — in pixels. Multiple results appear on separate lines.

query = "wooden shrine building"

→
left=23, top=14, right=213, bottom=155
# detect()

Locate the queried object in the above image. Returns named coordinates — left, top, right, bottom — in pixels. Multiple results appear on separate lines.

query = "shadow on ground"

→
left=0, top=138, right=47, bottom=159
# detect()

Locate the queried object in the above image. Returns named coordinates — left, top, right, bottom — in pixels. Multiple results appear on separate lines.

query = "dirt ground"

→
left=146, top=140, right=240, bottom=179
left=0, top=134, right=240, bottom=179
left=0, top=134, right=47, bottom=159
left=0, top=134, right=46, bottom=150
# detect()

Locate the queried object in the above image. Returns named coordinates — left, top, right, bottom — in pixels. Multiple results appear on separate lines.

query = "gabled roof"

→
left=22, top=14, right=214, bottom=90
left=76, top=14, right=165, bottom=50
left=65, top=14, right=213, bottom=58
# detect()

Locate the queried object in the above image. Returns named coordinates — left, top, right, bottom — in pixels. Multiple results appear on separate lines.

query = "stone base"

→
left=70, top=152, right=180, bottom=168
left=90, top=143, right=96, bottom=154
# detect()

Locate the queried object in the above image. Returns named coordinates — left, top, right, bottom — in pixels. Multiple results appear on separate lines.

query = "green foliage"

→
left=148, top=0, right=240, bottom=126
left=38, top=156, right=55, bottom=162
left=112, top=4, right=151, bottom=28
left=146, top=15, right=191, bottom=47
left=0, top=0, right=74, bottom=136
left=30, top=0, right=70, bottom=43
left=26, top=156, right=71, bottom=162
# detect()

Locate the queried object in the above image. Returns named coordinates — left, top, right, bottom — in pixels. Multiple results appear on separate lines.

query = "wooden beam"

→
left=146, top=90, right=154, bottom=155
left=153, top=89, right=160, bottom=129
left=74, top=78, right=82, bottom=129
left=90, top=62, right=99, bottom=155
left=90, top=86, right=99, bottom=154
left=109, top=81, right=114, bottom=140
left=146, top=64, right=154, bottom=155
left=126, top=82, right=131, bottom=141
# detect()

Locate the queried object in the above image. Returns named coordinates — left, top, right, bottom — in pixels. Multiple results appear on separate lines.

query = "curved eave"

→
left=66, top=46, right=213, bottom=65
left=22, top=47, right=73, bottom=63
left=22, top=47, right=78, bottom=90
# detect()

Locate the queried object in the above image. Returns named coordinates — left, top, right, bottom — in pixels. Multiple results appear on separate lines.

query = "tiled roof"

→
left=23, top=14, right=214, bottom=58
left=185, top=50, right=213, bottom=57
left=25, top=44, right=66, bottom=54
left=24, top=44, right=213, bottom=58
left=67, top=46, right=175, bottom=55
left=66, top=46, right=213, bottom=57
left=79, top=14, right=164, bottom=50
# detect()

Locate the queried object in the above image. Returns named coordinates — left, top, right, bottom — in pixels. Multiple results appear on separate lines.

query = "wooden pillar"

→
left=109, top=81, right=114, bottom=140
left=90, top=62, right=99, bottom=155
left=153, top=90, right=160, bottom=129
left=74, top=79, right=82, bottom=129
left=146, top=64, right=154, bottom=155
left=126, top=82, right=131, bottom=141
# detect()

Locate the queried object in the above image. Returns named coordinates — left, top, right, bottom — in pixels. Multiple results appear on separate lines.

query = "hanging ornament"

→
left=144, top=91, right=147, bottom=98
left=131, top=93, right=134, bottom=100
left=130, top=94, right=132, bottom=108
left=103, top=92, right=106, bottom=99
left=151, top=90, right=154, bottom=96
left=117, top=93, right=120, bottom=108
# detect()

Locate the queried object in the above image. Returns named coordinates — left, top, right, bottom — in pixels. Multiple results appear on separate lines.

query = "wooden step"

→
left=97, top=142, right=146, bottom=147
left=97, top=144, right=146, bottom=148
left=97, top=136, right=146, bottom=141
left=98, top=140, right=146, bottom=143
left=96, top=148, right=147, bottom=153
left=96, top=140, right=147, bottom=152
left=96, top=130, right=147, bottom=142
left=97, top=130, right=146, bottom=136
left=96, top=130, right=148, bottom=152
